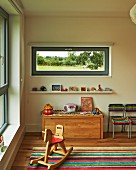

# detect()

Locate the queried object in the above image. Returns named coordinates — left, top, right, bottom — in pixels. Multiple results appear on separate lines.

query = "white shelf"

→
left=30, top=90, right=113, bottom=94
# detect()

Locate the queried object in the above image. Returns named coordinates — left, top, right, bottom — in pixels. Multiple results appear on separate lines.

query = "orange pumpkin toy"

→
left=43, top=104, right=54, bottom=115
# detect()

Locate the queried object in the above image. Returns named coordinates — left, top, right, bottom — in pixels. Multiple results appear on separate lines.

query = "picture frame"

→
left=52, top=85, right=62, bottom=91
left=81, top=97, right=93, bottom=112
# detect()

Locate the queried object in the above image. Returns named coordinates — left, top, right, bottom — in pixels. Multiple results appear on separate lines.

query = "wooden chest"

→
left=42, top=113, right=104, bottom=139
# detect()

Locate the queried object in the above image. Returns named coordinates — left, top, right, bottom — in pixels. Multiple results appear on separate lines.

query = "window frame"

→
left=32, top=46, right=110, bottom=76
left=0, top=7, right=9, bottom=134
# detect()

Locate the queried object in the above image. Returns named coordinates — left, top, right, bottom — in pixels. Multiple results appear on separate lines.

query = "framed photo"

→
left=81, top=97, right=93, bottom=111
left=52, top=85, right=61, bottom=91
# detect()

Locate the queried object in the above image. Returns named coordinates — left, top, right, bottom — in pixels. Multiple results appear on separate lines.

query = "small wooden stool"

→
left=30, top=125, right=73, bottom=170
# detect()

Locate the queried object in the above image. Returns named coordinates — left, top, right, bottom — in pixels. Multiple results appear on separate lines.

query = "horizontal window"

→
left=32, top=46, right=110, bottom=76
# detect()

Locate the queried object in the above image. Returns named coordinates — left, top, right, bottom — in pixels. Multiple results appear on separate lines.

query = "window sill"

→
left=0, top=125, right=19, bottom=161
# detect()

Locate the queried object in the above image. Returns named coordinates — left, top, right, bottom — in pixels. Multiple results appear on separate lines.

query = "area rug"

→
left=27, top=147, right=136, bottom=170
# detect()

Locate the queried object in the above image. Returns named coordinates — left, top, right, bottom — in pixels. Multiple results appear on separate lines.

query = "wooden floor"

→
left=11, top=132, right=136, bottom=170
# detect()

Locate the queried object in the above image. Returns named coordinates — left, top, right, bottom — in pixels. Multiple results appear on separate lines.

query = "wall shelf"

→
left=30, top=90, right=113, bottom=94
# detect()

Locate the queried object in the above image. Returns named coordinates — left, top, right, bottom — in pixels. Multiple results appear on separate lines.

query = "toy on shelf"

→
left=32, top=87, right=38, bottom=91
left=43, top=104, right=53, bottom=115
left=98, top=84, right=103, bottom=91
left=90, top=87, right=96, bottom=91
left=30, top=125, right=73, bottom=169
left=61, top=85, right=68, bottom=91
left=105, top=87, right=112, bottom=91
left=81, top=87, right=86, bottom=91
left=92, top=108, right=102, bottom=115
left=69, top=86, right=78, bottom=91
left=40, top=86, right=47, bottom=91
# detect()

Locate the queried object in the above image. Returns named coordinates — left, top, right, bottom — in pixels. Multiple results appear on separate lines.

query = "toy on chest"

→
left=43, top=104, right=54, bottom=115
left=64, top=103, right=78, bottom=113
left=92, top=107, right=102, bottom=115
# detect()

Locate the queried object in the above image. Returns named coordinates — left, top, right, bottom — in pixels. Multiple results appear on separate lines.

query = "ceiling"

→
left=1, top=0, right=136, bottom=17
left=18, top=0, right=136, bottom=17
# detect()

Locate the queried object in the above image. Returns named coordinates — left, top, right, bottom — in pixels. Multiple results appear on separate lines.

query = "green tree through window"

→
left=32, top=46, right=110, bottom=76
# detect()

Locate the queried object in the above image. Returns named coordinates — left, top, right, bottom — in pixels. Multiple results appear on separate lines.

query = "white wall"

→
left=0, top=13, right=25, bottom=169
left=24, top=15, right=136, bottom=132
left=8, top=15, right=20, bottom=125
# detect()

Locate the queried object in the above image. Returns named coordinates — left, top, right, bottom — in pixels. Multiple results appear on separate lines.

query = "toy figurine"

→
left=98, top=84, right=103, bottom=91
left=40, top=86, right=47, bottom=91
left=61, top=86, right=68, bottom=91
left=90, top=87, right=96, bottom=91
left=92, top=108, right=102, bottom=115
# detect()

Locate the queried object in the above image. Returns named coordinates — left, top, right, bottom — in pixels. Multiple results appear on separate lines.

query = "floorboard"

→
left=10, top=132, right=136, bottom=170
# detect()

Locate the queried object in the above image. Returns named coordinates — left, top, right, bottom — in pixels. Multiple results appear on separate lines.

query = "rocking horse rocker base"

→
left=30, top=125, right=73, bottom=170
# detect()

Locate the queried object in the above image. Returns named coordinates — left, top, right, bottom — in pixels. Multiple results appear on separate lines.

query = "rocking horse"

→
left=30, top=125, right=73, bottom=170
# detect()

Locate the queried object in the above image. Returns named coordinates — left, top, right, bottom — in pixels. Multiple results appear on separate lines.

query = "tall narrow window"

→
left=0, top=7, right=9, bottom=134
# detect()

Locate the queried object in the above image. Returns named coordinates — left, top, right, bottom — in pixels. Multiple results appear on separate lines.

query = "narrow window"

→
left=0, top=7, right=9, bottom=134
